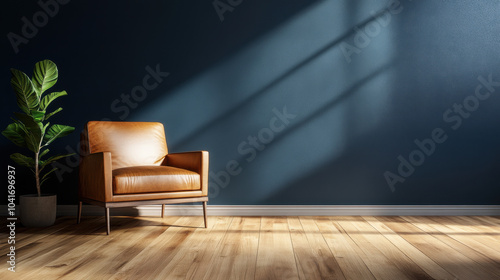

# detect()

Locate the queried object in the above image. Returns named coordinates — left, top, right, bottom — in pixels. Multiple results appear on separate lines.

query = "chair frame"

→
left=77, top=121, right=209, bottom=235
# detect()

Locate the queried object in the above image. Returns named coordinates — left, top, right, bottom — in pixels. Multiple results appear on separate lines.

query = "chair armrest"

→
left=165, top=151, right=209, bottom=196
left=79, top=152, right=113, bottom=202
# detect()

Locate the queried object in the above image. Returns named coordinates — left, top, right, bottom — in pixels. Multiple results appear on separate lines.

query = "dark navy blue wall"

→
left=2, top=0, right=500, bottom=205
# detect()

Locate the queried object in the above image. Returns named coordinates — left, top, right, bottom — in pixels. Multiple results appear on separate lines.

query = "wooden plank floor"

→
left=1, top=216, right=499, bottom=280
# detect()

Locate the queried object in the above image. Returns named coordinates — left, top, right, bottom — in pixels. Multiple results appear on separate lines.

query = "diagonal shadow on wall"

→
left=173, top=7, right=394, bottom=149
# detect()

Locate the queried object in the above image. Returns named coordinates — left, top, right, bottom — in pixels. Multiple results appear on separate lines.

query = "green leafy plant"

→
left=2, top=59, right=75, bottom=197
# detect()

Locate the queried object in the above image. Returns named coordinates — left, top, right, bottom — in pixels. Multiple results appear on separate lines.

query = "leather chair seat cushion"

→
left=113, top=166, right=200, bottom=194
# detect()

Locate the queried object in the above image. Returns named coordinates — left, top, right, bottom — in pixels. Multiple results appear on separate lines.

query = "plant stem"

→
left=35, top=151, right=40, bottom=197
left=35, top=124, right=45, bottom=197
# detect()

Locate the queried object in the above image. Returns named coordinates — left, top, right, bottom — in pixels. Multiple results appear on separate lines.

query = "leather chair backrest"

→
left=81, top=121, right=168, bottom=170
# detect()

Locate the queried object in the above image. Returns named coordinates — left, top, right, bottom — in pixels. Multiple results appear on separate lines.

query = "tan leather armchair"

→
left=77, top=121, right=208, bottom=234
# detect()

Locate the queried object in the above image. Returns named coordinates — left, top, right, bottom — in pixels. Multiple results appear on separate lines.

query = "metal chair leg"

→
left=203, top=201, right=208, bottom=228
left=105, top=207, right=110, bottom=235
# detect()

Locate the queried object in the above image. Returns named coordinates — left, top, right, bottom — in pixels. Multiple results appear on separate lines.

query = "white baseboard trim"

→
left=3, top=205, right=499, bottom=216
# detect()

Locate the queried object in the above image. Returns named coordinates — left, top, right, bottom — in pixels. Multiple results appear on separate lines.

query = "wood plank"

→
left=447, top=216, right=500, bottom=244
left=61, top=216, right=181, bottom=280
left=255, top=217, right=299, bottom=280
left=484, top=216, right=500, bottom=223
left=200, top=217, right=260, bottom=280
left=13, top=216, right=107, bottom=269
left=150, top=216, right=228, bottom=280
left=314, top=216, right=375, bottom=280
left=180, top=216, right=233, bottom=280
left=146, top=216, right=232, bottom=279
left=332, top=216, right=414, bottom=280
left=362, top=216, right=455, bottom=280
left=377, top=216, right=495, bottom=280
left=349, top=216, right=434, bottom=280
left=0, top=216, right=76, bottom=252
left=403, top=216, right=500, bottom=275
left=23, top=217, right=161, bottom=279
left=0, top=216, right=102, bottom=278
left=109, top=216, right=205, bottom=280
left=409, top=216, right=500, bottom=256
left=288, top=217, right=345, bottom=279
left=0, top=215, right=129, bottom=279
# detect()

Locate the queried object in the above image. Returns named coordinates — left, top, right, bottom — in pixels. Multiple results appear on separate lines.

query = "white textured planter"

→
left=20, top=194, right=57, bottom=227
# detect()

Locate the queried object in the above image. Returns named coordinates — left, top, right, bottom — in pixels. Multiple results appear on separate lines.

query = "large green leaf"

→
left=40, top=90, right=67, bottom=111
left=29, top=109, right=46, bottom=122
left=33, top=59, right=58, bottom=96
left=2, top=123, right=26, bottom=147
left=10, top=68, right=38, bottom=113
left=13, top=112, right=43, bottom=153
left=45, top=107, right=62, bottom=120
left=43, top=124, right=75, bottom=146
left=10, top=153, right=35, bottom=169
